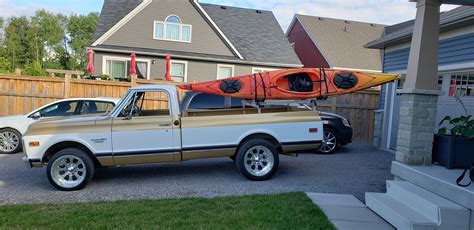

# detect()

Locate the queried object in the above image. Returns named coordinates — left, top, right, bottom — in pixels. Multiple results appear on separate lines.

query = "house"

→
left=286, top=14, right=385, bottom=72
left=367, top=6, right=474, bottom=150
left=90, top=0, right=302, bottom=82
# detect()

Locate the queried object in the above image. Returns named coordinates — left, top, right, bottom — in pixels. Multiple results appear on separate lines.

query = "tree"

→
left=0, top=17, right=5, bottom=58
left=0, top=10, right=99, bottom=75
left=4, top=16, right=33, bottom=70
left=32, top=10, right=68, bottom=69
left=67, top=12, right=99, bottom=70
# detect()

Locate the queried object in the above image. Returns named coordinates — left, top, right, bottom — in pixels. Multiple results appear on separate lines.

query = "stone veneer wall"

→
left=395, top=89, right=441, bottom=165
left=373, top=110, right=384, bottom=148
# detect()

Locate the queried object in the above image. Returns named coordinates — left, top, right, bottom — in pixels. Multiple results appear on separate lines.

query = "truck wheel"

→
left=0, top=128, right=22, bottom=154
left=236, top=139, right=279, bottom=181
left=47, top=148, right=94, bottom=191
left=318, top=128, right=339, bottom=154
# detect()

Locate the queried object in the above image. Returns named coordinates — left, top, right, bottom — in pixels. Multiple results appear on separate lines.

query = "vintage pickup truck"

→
left=23, top=85, right=324, bottom=191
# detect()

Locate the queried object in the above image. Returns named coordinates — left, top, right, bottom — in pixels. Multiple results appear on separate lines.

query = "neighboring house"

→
left=286, top=14, right=385, bottom=72
left=366, top=6, right=474, bottom=150
left=91, top=0, right=302, bottom=82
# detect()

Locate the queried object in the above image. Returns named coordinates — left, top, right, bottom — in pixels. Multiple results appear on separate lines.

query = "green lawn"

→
left=0, top=192, right=334, bottom=229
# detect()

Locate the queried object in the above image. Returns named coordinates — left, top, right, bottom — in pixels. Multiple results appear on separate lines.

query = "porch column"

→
left=395, top=0, right=443, bottom=165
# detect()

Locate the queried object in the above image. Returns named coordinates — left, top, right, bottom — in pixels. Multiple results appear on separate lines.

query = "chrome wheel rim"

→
left=320, top=131, right=337, bottom=153
left=244, top=145, right=274, bottom=177
left=0, top=131, right=19, bottom=152
left=51, top=155, right=86, bottom=188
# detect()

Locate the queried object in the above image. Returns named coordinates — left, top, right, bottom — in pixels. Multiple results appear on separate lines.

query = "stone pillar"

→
left=396, top=89, right=442, bottom=165
left=395, top=0, right=442, bottom=165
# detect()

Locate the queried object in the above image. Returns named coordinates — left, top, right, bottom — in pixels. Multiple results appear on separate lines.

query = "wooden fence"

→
left=0, top=74, right=179, bottom=116
left=316, top=90, right=379, bottom=143
left=0, top=74, right=379, bottom=143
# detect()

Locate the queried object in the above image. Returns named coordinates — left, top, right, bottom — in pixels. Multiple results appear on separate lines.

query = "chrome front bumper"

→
left=22, top=156, right=42, bottom=168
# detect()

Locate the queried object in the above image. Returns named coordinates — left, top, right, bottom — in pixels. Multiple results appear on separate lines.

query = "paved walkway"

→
left=306, top=193, right=394, bottom=230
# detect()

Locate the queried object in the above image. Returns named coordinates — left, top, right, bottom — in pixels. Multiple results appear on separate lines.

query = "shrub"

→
left=23, top=60, right=46, bottom=76
left=0, top=57, right=12, bottom=73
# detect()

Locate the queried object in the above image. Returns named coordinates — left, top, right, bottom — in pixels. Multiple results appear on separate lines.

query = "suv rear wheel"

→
left=235, top=139, right=279, bottom=181
left=47, top=148, right=94, bottom=191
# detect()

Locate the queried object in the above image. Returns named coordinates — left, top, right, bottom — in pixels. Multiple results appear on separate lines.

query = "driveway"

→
left=0, top=143, right=394, bottom=205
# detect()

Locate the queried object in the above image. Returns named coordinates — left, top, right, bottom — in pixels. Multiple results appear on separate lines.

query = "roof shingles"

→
left=201, top=4, right=301, bottom=65
left=296, top=15, right=385, bottom=71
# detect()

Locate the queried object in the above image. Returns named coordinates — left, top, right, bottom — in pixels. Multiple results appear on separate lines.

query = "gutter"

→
left=366, top=8, right=474, bottom=49
left=91, top=47, right=303, bottom=68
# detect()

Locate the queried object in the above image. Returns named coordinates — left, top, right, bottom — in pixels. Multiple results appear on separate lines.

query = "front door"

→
left=112, top=90, right=179, bottom=165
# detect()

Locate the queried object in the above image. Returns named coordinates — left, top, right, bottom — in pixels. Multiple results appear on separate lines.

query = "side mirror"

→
left=30, top=112, right=41, bottom=120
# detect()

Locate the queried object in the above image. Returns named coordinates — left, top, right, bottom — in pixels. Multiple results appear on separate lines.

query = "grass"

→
left=0, top=192, right=334, bottom=230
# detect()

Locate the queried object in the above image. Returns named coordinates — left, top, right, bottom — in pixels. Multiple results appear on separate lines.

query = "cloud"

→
left=0, top=0, right=103, bottom=19
left=0, top=0, right=461, bottom=30
left=202, top=0, right=460, bottom=30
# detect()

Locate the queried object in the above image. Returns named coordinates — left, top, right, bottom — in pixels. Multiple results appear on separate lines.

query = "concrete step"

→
left=306, top=193, right=394, bottom=230
left=366, top=192, right=436, bottom=230
left=387, top=180, right=469, bottom=229
left=391, top=161, right=474, bottom=211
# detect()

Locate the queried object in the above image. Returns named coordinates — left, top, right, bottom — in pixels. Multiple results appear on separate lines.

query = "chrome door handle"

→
left=159, top=123, right=171, bottom=127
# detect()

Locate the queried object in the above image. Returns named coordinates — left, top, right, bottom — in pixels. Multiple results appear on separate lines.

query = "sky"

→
left=0, top=0, right=460, bottom=30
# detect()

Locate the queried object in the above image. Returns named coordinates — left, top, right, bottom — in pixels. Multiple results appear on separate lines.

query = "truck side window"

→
left=189, top=94, right=225, bottom=110
left=122, top=91, right=170, bottom=117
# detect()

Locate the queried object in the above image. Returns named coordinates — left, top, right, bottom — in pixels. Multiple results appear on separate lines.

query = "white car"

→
left=0, top=98, right=119, bottom=154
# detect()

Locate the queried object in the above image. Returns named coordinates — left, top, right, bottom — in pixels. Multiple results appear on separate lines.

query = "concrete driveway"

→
left=0, top=143, right=394, bottom=205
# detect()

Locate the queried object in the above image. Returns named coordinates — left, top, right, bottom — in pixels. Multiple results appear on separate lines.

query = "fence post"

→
left=130, top=75, right=137, bottom=87
left=64, top=74, right=71, bottom=98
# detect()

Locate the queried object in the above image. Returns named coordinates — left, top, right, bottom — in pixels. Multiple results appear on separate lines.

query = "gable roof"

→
left=201, top=4, right=301, bottom=65
left=92, top=0, right=301, bottom=67
left=366, top=6, right=474, bottom=49
left=92, top=0, right=143, bottom=42
left=293, top=14, right=385, bottom=71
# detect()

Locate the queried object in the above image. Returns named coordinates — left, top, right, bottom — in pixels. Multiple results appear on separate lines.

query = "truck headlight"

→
left=342, top=118, right=351, bottom=127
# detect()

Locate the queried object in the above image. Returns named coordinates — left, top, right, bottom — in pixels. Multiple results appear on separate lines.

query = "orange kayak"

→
left=178, top=68, right=400, bottom=100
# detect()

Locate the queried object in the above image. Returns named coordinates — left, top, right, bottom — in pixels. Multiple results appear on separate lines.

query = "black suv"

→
left=181, top=92, right=352, bottom=154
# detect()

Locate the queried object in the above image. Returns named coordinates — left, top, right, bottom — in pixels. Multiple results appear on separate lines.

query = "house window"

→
left=217, top=64, right=235, bottom=79
left=154, top=15, right=192, bottom=42
left=450, top=73, right=474, bottom=97
left=170, top=61, right=187, bottom=82
left=252, top=67, right=278, bottom=74
left=104, top=57, right=150, bottom=79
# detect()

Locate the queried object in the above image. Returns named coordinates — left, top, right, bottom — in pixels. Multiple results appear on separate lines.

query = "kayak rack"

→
left=241, top=99, right=319, bottom=114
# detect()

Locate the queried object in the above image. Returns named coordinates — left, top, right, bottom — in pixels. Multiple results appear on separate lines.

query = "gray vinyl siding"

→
left=94, top=51, right=280, bottom=82
left=103, top=0, right=236, bottom=58
left=384, top=32, right=474, bottom=72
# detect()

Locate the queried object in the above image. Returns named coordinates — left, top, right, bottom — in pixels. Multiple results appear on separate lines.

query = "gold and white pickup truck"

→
left=23, top=85, right=324, bottom=191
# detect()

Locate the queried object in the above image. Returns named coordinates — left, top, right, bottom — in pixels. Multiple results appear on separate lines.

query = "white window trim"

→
left=217, top=64, right=235, bottom=79
left=170, top=60, right=188, bottom=82
left=165, top=14, right=182, bottom=24
left=153, top=15, right=192, bottom=43
left=252, top=67, right=279, bottom=74
left=102, top=55, right=151, bottom=80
